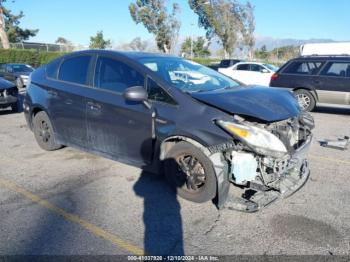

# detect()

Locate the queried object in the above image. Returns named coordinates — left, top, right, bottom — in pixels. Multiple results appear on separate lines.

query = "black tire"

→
left=294, top=89, right=316, bottom=112
left=33, top=111, right=62, bottom=151
left=164, top=141, right=217, bottom=203
left=11, top=102, right=19, bottom=113
left=16, top=78, right=24, bottom=90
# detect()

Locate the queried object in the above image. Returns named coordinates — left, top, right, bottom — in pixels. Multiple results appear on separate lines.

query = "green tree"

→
left=194, top=36, right=210, bottom=57
left=129, top=37, right=148, bottom=51
left=55, top=37, right=70, bottom=45
left=180, top=37, right=192, bottom=56
left=129, top=0, right=180, bottom=53
left=0, top=0, right=38, bottom=48
left=181, top=36, right=210, bottom=57
left=240, top=2, right=255, bottom=59
left=189, top=0, right=255, bottom=58
left=89, top=31, right=111, bottom=49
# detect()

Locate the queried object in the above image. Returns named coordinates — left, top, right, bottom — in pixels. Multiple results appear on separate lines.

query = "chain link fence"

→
left=7, top=42, right=88, bottom=52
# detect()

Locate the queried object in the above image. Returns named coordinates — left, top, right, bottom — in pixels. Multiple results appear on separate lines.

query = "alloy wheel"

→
left=296, top=93, right=311, bottom=110
left=38, top=120, right=51, bottom=143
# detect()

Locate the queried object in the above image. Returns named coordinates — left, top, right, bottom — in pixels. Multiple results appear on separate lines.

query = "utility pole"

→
left=190, top=23, right=194, bottom=59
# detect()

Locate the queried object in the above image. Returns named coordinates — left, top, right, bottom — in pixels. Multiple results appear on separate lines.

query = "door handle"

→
left=87, top=101, right=101, bottom=110
left=65, top=99, right=73, bottom=105
left=48, top=90, right=58, bottom=97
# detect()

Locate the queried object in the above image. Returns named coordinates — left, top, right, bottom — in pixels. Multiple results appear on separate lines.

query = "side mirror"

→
left=123, top=86, right=148, bottom=102
left=261, top=69, right=269, bottom=73
left=123, top=86, right=151, bottom=109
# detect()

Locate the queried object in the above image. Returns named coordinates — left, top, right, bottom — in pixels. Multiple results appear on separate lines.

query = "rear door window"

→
left=58, top=55, right=91, bottom=85
left=236, top=64, right=250, bottom=71
left=284, top=61, right=324, bottom=75
left=94, top=56, right=144, bottom=93
left=321, top=62, right=350, bottom=77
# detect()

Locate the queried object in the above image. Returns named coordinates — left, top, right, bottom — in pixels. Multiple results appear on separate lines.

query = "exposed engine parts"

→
left=212, top=113, right=314, bottom=211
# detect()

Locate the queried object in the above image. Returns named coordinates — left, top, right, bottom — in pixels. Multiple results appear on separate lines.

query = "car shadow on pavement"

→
left=314, top=105, right=350, bottom=115
left=134, top=169, right=185, bottom=256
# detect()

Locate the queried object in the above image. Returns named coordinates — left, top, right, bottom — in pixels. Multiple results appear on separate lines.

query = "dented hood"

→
left=191, top=86, right=301, bottom=122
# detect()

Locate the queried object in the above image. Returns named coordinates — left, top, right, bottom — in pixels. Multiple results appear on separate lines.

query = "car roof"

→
left=291, top=55, right=350, bottom=62
left=70, top=49, right=180, bottom=60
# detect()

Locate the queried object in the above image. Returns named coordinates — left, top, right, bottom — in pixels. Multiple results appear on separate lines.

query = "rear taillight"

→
left=271, top=73, right=279, bottom=82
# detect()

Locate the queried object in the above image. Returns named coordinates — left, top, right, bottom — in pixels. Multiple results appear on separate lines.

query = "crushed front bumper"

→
left=213, top=135, right=312, bottom=211
left=0, top=95, right=17, bottom=108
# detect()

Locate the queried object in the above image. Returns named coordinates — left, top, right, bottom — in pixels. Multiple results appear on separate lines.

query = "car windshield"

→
left=138, top=57, right=240, bottom=93
left=263, top=64, right=279, bottom=72
left=11, top=64, right=34, bottom=73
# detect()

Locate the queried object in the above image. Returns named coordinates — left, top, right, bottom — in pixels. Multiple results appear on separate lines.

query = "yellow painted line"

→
left=0, top=178, right=145, bottom=256
left=310, top=155, right=350, bottom=165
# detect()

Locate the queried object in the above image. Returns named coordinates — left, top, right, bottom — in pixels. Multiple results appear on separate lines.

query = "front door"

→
left=85, top=55, right=153, bottom=166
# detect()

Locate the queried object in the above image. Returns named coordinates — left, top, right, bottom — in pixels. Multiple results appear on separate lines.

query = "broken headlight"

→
left=216, top=120, right=288, bottom=158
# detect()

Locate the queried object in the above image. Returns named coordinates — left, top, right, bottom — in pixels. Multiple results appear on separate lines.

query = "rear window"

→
left=321, top=62, right=350, bottom=77
left=284, top=61, right=324, bottom=75
left=58, top=55, right=91, bottom=85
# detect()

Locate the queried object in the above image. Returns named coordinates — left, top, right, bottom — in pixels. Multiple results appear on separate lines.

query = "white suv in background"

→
left=219, top=62, right=279, bottom=86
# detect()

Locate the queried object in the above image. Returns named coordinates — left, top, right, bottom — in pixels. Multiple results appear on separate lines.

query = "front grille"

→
left=0, top=87, right=18, bottom=97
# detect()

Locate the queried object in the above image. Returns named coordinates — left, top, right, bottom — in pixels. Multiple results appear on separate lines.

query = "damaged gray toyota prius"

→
left=24, top=50, right=314, bottom=211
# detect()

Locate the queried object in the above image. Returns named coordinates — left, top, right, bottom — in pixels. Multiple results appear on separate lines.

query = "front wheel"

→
left=33, top=111, right=62, bottom=151
left=164, top=142, right=217, bottom=203
left=294, top=89, right=316, bottom=112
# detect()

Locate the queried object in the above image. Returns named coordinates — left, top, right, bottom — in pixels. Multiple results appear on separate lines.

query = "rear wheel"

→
left=164, top=142, right=217, bottom=203
left=33, top=111, right=62, bottom=151
left=294, top=89, right=316, bottom=112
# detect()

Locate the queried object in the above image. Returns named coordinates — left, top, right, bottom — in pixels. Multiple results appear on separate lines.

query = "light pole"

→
left=190, top=23, right=194, bottom=59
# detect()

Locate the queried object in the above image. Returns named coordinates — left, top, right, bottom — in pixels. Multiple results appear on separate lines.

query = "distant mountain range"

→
left=254, top=36, right=340, bottom=51
left=207, top=35, right=344, bottom=53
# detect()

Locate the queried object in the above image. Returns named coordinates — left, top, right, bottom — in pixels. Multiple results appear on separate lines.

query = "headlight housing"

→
left=216, top=120, right=288, bottom=158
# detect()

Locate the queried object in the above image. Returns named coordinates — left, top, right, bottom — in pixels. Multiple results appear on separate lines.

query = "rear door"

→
left=85, top=55, right=153, bottom=166
left=48, top=54, right=93, bottom=147
left=231, top=64, right=251, bottom=84
left=317, top=61, right=350, bottom=105
left=277, top=60, right=325, bottom=89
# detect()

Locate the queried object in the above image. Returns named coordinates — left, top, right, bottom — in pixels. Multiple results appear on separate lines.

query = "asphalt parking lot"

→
left=0, top=99, right=350, bottom=256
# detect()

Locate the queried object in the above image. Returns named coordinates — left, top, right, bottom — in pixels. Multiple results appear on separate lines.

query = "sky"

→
left=5, top=0, right=350, bottom=46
